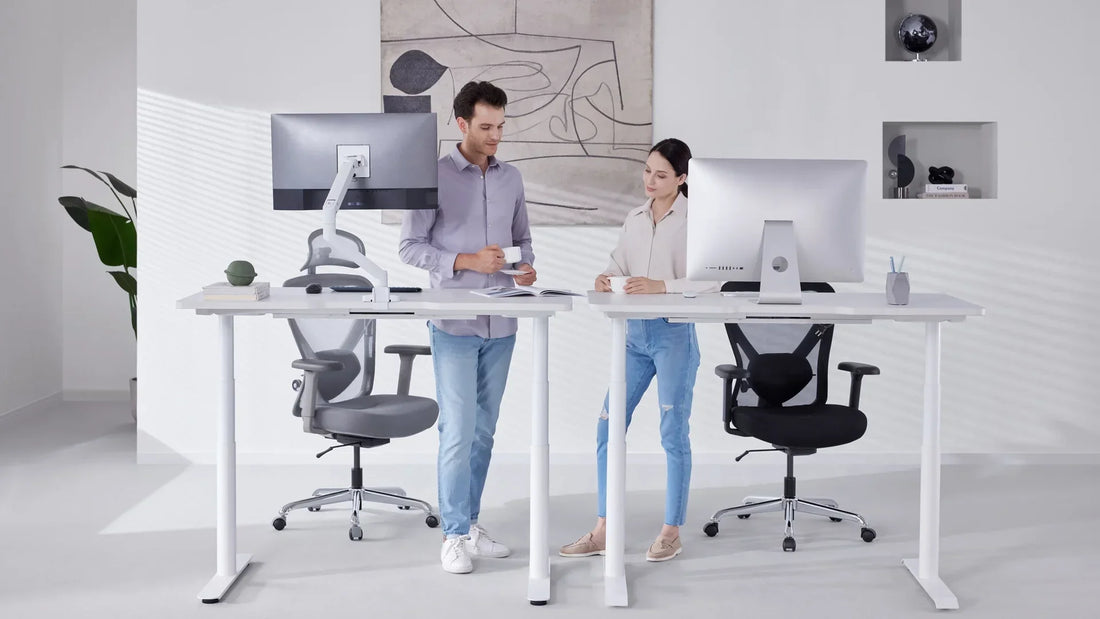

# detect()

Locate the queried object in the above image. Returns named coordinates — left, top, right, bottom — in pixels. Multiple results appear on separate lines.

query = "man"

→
left=399, top=81, right=537, bottom=574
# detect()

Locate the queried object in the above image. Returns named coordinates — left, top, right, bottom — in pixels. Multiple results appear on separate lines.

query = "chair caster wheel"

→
left=307, top=506, right=321, bottom=512
left=349, top=525, right=363, bottom=541
left=703, top=522, right=719, bottom=537
left=782, top=537, right=796, bottom=552
left=398, top=505, right=412, bottom=510
left=272, top=517, right=286, bottom=531
left=861, top=527, right=876, bottom=543
left=425, top=515, right=440, bottom=528
left=829, top=517, right=842, bottom=522
left=737, top=514, right=751, bottom=519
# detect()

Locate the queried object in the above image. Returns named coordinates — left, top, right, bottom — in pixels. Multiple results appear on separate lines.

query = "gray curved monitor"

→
left=271, top=113, right=438, bottom=210
left=686, top=158, right=867, bottom=304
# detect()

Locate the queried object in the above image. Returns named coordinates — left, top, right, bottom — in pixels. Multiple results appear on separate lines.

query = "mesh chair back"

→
left=285, top=229, right=377, bottom=406
left=722, top=281, right=835, bottom=408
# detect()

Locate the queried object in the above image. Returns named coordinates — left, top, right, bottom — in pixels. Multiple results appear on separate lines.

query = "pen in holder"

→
left=886, top=271, right=910, bottom=305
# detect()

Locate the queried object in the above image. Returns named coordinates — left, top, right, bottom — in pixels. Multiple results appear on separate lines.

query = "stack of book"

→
left=202, top=281, right=270, bottom=301
left=917, top=183, right=969, bottom=199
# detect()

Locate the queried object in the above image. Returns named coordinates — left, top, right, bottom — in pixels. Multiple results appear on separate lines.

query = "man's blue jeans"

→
left=596, top=318, right=700, bottom=526
left=429, top=324, right=516, bottom=537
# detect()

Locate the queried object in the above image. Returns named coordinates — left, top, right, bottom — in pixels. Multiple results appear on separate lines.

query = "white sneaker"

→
left=441, top=536, right=474, bottom=574
left=466, top=523, right=511, bottom=558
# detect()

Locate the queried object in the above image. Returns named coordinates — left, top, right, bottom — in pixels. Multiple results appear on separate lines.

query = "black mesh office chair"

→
left=703, top=281, right=879, bottom=552
left=270, top=229, right=440, bottom=540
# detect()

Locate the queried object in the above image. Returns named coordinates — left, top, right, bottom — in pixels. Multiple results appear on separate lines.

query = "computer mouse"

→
left=305, top=283, right=322, bottom=294
left=682, top=291, right=697, bottom=298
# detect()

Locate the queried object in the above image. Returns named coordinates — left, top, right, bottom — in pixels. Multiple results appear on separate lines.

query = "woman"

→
left=560, top=138, right=717, bottom=562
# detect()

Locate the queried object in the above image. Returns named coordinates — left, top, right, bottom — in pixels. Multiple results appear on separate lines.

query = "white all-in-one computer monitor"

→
left=270, top=113, right=438, bottom=307
left=686, top=158, right=867, bottom=304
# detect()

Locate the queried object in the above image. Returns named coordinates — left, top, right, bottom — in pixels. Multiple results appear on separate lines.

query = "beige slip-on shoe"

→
left=559, top=532, right=606, bottom=557
left=646, top=536, right=682, bottom=562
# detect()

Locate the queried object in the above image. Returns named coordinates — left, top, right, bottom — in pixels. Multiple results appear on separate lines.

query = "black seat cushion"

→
left=732, top=404, right=867, bottom=449
left=314, top=394, right=438, bottom=439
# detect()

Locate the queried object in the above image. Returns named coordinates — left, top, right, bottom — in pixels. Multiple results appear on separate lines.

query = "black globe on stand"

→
left=897, top=14, right=938, bottom=61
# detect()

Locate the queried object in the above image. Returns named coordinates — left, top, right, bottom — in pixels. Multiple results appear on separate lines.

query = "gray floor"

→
left=1, top=401, right=1098, bottom=618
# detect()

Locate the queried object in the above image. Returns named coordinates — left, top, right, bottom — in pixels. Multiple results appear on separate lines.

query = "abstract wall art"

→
left=382, top=0, right=653, bottom=224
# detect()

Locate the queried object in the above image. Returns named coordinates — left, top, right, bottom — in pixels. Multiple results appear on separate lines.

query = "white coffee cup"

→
left=502, top=246, right=522, bottom=264
left=608, top=276, right=628, bottom=293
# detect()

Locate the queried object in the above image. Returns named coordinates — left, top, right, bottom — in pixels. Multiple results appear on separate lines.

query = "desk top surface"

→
left=177, top=287, right=574, bottom=317
left=585, top=291, right=984, bottom=322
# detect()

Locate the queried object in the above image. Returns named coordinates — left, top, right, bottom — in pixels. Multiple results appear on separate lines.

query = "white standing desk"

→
left=586, top=291, right=985, bottom=609
left=177, top=287, right=573, bottom=605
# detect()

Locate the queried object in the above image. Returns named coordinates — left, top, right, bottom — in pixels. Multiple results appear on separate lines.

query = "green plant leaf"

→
left=61, top=164, right=107, bottom=186
left=58, top=196, right=124, bottom=232
left=87, top=210, right=137, bottom=268
left=101, top=172, right=137, bottom=199
left=108, top=271, right=137, bottom=296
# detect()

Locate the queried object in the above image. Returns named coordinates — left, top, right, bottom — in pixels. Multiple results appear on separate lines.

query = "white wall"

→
left=60, top=0, right=138, bottom=398
left=0, top=0, right=65, bottom=416
left=137, top=0, right=1100, bottom=462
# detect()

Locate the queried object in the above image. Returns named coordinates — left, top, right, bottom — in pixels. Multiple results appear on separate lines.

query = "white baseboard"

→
left=63, top=389, right=129, bottom=402
left=0, top=392, right=62, bottom=419
left=134, top=449, right=1100, bottom=467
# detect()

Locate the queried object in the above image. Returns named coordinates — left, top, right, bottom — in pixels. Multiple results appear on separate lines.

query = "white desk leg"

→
left=528, top=316, right=551, bottom=605
left=903, top=321, right=958, bottom=610
left=604, top=317, right=628, bottom=607
left=199, top=315, right=251, bottom=603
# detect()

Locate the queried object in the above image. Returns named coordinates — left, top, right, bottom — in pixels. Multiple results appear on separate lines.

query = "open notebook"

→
left=471, top=285, right=581, bottom=298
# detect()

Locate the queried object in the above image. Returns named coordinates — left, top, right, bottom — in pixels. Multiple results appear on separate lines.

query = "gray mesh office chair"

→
left=704, top=282, right=879, bottom=552
left=270, top=229, right=440, bottom=540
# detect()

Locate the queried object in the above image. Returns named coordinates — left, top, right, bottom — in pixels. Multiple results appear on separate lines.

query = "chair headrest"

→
left=300, top=228, right=366, bottom=272
left=747, top=353, right=813, bottom=406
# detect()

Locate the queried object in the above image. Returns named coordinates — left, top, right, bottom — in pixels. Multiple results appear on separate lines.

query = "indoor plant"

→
left=58, top=165, right=137, bottom=417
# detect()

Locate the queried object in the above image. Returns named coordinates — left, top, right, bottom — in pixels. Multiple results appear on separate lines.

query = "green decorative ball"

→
left=224, top=260, right=258, bottom=286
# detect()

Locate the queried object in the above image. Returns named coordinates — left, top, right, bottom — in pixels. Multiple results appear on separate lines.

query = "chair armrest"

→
left=715, top=364, right=750, bottom=436
left=383, top=345, right=431, bottom=356
left=838, top=361, right=880, bottom=376
left=384, top=344, right=431, bottom=396
left=837, top=361, right=879, bottom=408
left=715, top=364, right=749, bottom=380
left=291, top=358, right=342, bottom=433
left=291, top=358, right=343, bottom=373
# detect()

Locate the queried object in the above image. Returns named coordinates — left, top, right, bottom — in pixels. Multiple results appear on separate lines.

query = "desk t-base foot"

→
left=605, top=575, right=628, bottom=607
left=903, top=558, right=958, bottom=610
left=198, top=554, right=251, bottom=603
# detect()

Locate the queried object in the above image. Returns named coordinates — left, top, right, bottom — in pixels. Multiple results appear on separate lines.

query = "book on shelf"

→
left=924, top=183, right=968, bottom=193
left=202, top=281, right=270, bottom=300
left=916, top=192, right=969, bottom=199
left=470, top=285, right=580, bottom=298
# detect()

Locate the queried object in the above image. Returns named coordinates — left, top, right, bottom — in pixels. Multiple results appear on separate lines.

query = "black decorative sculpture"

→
left=887, top=134, right=914, bottom=198
left=897, top=14, right=938, bottom=61
left=928, top=166, right=955, bottom=184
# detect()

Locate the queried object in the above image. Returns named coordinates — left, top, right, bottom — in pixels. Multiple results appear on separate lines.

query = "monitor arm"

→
left=317, top=153, right=390, bottom=308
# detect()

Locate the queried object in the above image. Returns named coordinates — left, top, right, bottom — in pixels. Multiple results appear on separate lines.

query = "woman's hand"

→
left=624, top=277, right=666, bottom=294
left=595, top=274, right=612, bottom=292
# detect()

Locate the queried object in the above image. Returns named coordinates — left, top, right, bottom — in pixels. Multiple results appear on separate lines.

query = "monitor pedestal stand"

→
left=758, top=220, right=803, bottom=305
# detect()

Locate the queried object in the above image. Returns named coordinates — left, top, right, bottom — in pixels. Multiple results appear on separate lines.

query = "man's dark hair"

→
left=453, top=81, right=508, bottom=121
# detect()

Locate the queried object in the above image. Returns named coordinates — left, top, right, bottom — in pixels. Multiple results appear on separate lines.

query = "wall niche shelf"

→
left=882, top=121, right=998, bottom=199
left=886, top=0, right=962, bottom=62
